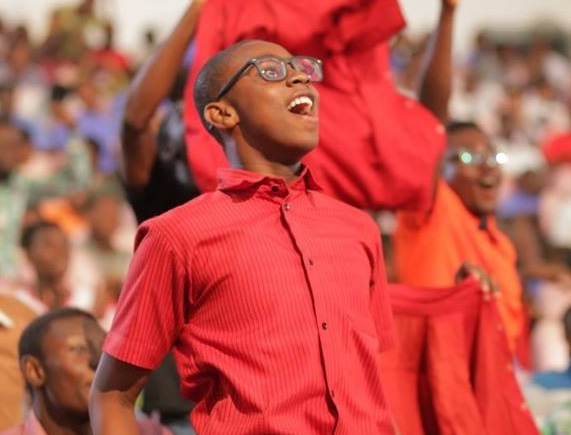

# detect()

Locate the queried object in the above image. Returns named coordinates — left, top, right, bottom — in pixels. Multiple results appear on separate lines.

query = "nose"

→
left=286, top=65, right=310, bottom=86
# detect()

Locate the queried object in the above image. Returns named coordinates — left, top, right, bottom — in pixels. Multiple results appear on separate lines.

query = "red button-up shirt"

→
left=104, top=167, right=396, bottom=434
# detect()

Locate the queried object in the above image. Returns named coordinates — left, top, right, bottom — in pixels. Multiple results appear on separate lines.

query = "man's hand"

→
left=442, top=0, right=459, bottom=11
left=191, top=0, right=210, bottom=10
left=455, top=262, right=500, bottom=301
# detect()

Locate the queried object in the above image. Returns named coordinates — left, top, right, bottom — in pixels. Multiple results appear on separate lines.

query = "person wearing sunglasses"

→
left=90, top=40, right=397, bottom=435
left=393, top=120, right=526, bottom=358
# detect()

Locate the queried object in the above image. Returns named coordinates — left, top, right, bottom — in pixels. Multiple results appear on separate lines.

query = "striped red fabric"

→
left=104, top=167, right=396, bottom=434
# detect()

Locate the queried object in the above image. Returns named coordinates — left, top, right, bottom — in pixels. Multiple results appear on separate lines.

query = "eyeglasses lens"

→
left=255, top=57, right=322, bottom=82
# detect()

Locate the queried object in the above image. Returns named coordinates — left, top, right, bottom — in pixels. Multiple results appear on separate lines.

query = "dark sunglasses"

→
left=214, top=55, right=323, bottom=101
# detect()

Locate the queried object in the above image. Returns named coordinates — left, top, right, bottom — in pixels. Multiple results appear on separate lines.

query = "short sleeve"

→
left=103, top=223, right=189, bottom=369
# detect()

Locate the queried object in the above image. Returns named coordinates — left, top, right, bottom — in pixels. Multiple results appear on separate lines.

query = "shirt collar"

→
left=24, top=411, right=48, bottom=435
left=217, top=165, right=322, bottom=193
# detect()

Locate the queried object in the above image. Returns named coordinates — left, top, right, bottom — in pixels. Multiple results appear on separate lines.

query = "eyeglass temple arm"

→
left=215, top=61, right=253, bottom=101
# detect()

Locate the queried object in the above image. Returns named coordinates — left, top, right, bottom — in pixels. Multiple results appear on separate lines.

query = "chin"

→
left=472, top=205, right=496, bottom=217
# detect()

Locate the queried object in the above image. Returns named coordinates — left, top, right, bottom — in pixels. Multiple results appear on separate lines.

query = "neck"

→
left=34, top=399, right=92, bottom=435
left=36, top=278, right=67, bottom=308
left=91, top=233, right=113, bottom=251
left=243, top=161, right=303, bottom=184
left=37, top=274, right=64, bottom=288
left=225, top=138, right=303, bottom=184
left=478, top=215, right=488, bottom=230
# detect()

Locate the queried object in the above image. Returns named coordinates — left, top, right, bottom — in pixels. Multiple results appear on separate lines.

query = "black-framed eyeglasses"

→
left=214, top=55, right=323, bottom=101
left=447, top=148, right=509, bottom=167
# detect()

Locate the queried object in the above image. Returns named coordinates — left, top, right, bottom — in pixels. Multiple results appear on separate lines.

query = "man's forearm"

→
left=89, top=352, right=152, bottom=435
left=124, top=1, right=205, bottom=130
left=417, top=3, right=456, bottom=124
left=89, top=389, right=140, bottom=435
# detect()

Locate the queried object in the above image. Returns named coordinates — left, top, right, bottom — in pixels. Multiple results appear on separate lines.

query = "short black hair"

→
left=19, top=308, right=98, bottom=395
left=445, top=120, right=482, bottom=135
left=19, top=308, right=97, bottom=361
left=20, top=220, right=62, bottom=250
left=193, top=40, right=255, bottom=145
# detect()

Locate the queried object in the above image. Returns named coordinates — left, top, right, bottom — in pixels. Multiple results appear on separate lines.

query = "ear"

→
left=442, top=161, right=457, bottom=182
left=21, top=355, right=46, bottom=388
left=204, top=101, right=239, bottom=132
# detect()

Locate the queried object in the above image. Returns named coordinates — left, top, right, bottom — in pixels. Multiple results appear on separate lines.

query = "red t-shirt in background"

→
left=104, top=167, right=396, bottom=434
left=183, top=0, right=446, bottom=211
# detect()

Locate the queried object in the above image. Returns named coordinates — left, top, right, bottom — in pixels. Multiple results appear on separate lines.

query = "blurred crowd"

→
left=0, top=0, right=140, bottom=324
left=1, top=0, right=571, bottom=433
left=0, top=2, right=141, bottom=429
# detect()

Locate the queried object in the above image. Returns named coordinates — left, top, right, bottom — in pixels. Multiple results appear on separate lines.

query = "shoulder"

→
left=136, top=191, right=229, bottom=242
left=311, top=191, right=380, bottom=235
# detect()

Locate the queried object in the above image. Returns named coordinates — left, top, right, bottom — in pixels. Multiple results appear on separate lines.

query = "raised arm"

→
left=120, top=0, right=207, bottom=190
left=89, top=353, right=151, bottom=435
left=417, top=0, right=458, bottom=124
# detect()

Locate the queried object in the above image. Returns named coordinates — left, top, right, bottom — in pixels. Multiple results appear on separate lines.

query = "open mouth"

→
left=287, top=95, right=314, bottom=116
left=477, top=178, right=499, bottom=191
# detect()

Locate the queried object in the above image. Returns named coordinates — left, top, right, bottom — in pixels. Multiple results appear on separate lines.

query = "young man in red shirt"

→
left=89, top=40, right=397, bottom=434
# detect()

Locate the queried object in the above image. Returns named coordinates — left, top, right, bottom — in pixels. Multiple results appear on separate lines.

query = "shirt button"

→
left=330, top=390, right=335, bottom=398
left=308, top=258, right=314, bottom=265
left=436, top=124, right=445, bottom=135
left=284, top=203, right=291, bottom=211
left=322, top=322, right=328, bottom=330
left=520, top=402, right=527, bottom=411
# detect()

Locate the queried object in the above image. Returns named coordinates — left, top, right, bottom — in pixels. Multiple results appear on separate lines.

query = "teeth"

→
left=288, top=96, right=313, bottom=112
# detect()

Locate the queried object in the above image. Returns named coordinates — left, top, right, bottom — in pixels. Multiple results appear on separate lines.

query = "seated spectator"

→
left=0, top=307, right=171, bottom=435
left=20, top=220, right=105, bottom=319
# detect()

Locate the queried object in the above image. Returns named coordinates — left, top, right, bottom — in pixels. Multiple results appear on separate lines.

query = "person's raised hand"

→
left=442, top=0, right=459, bottom=11
left=455, top=261, right=500, bottom=301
